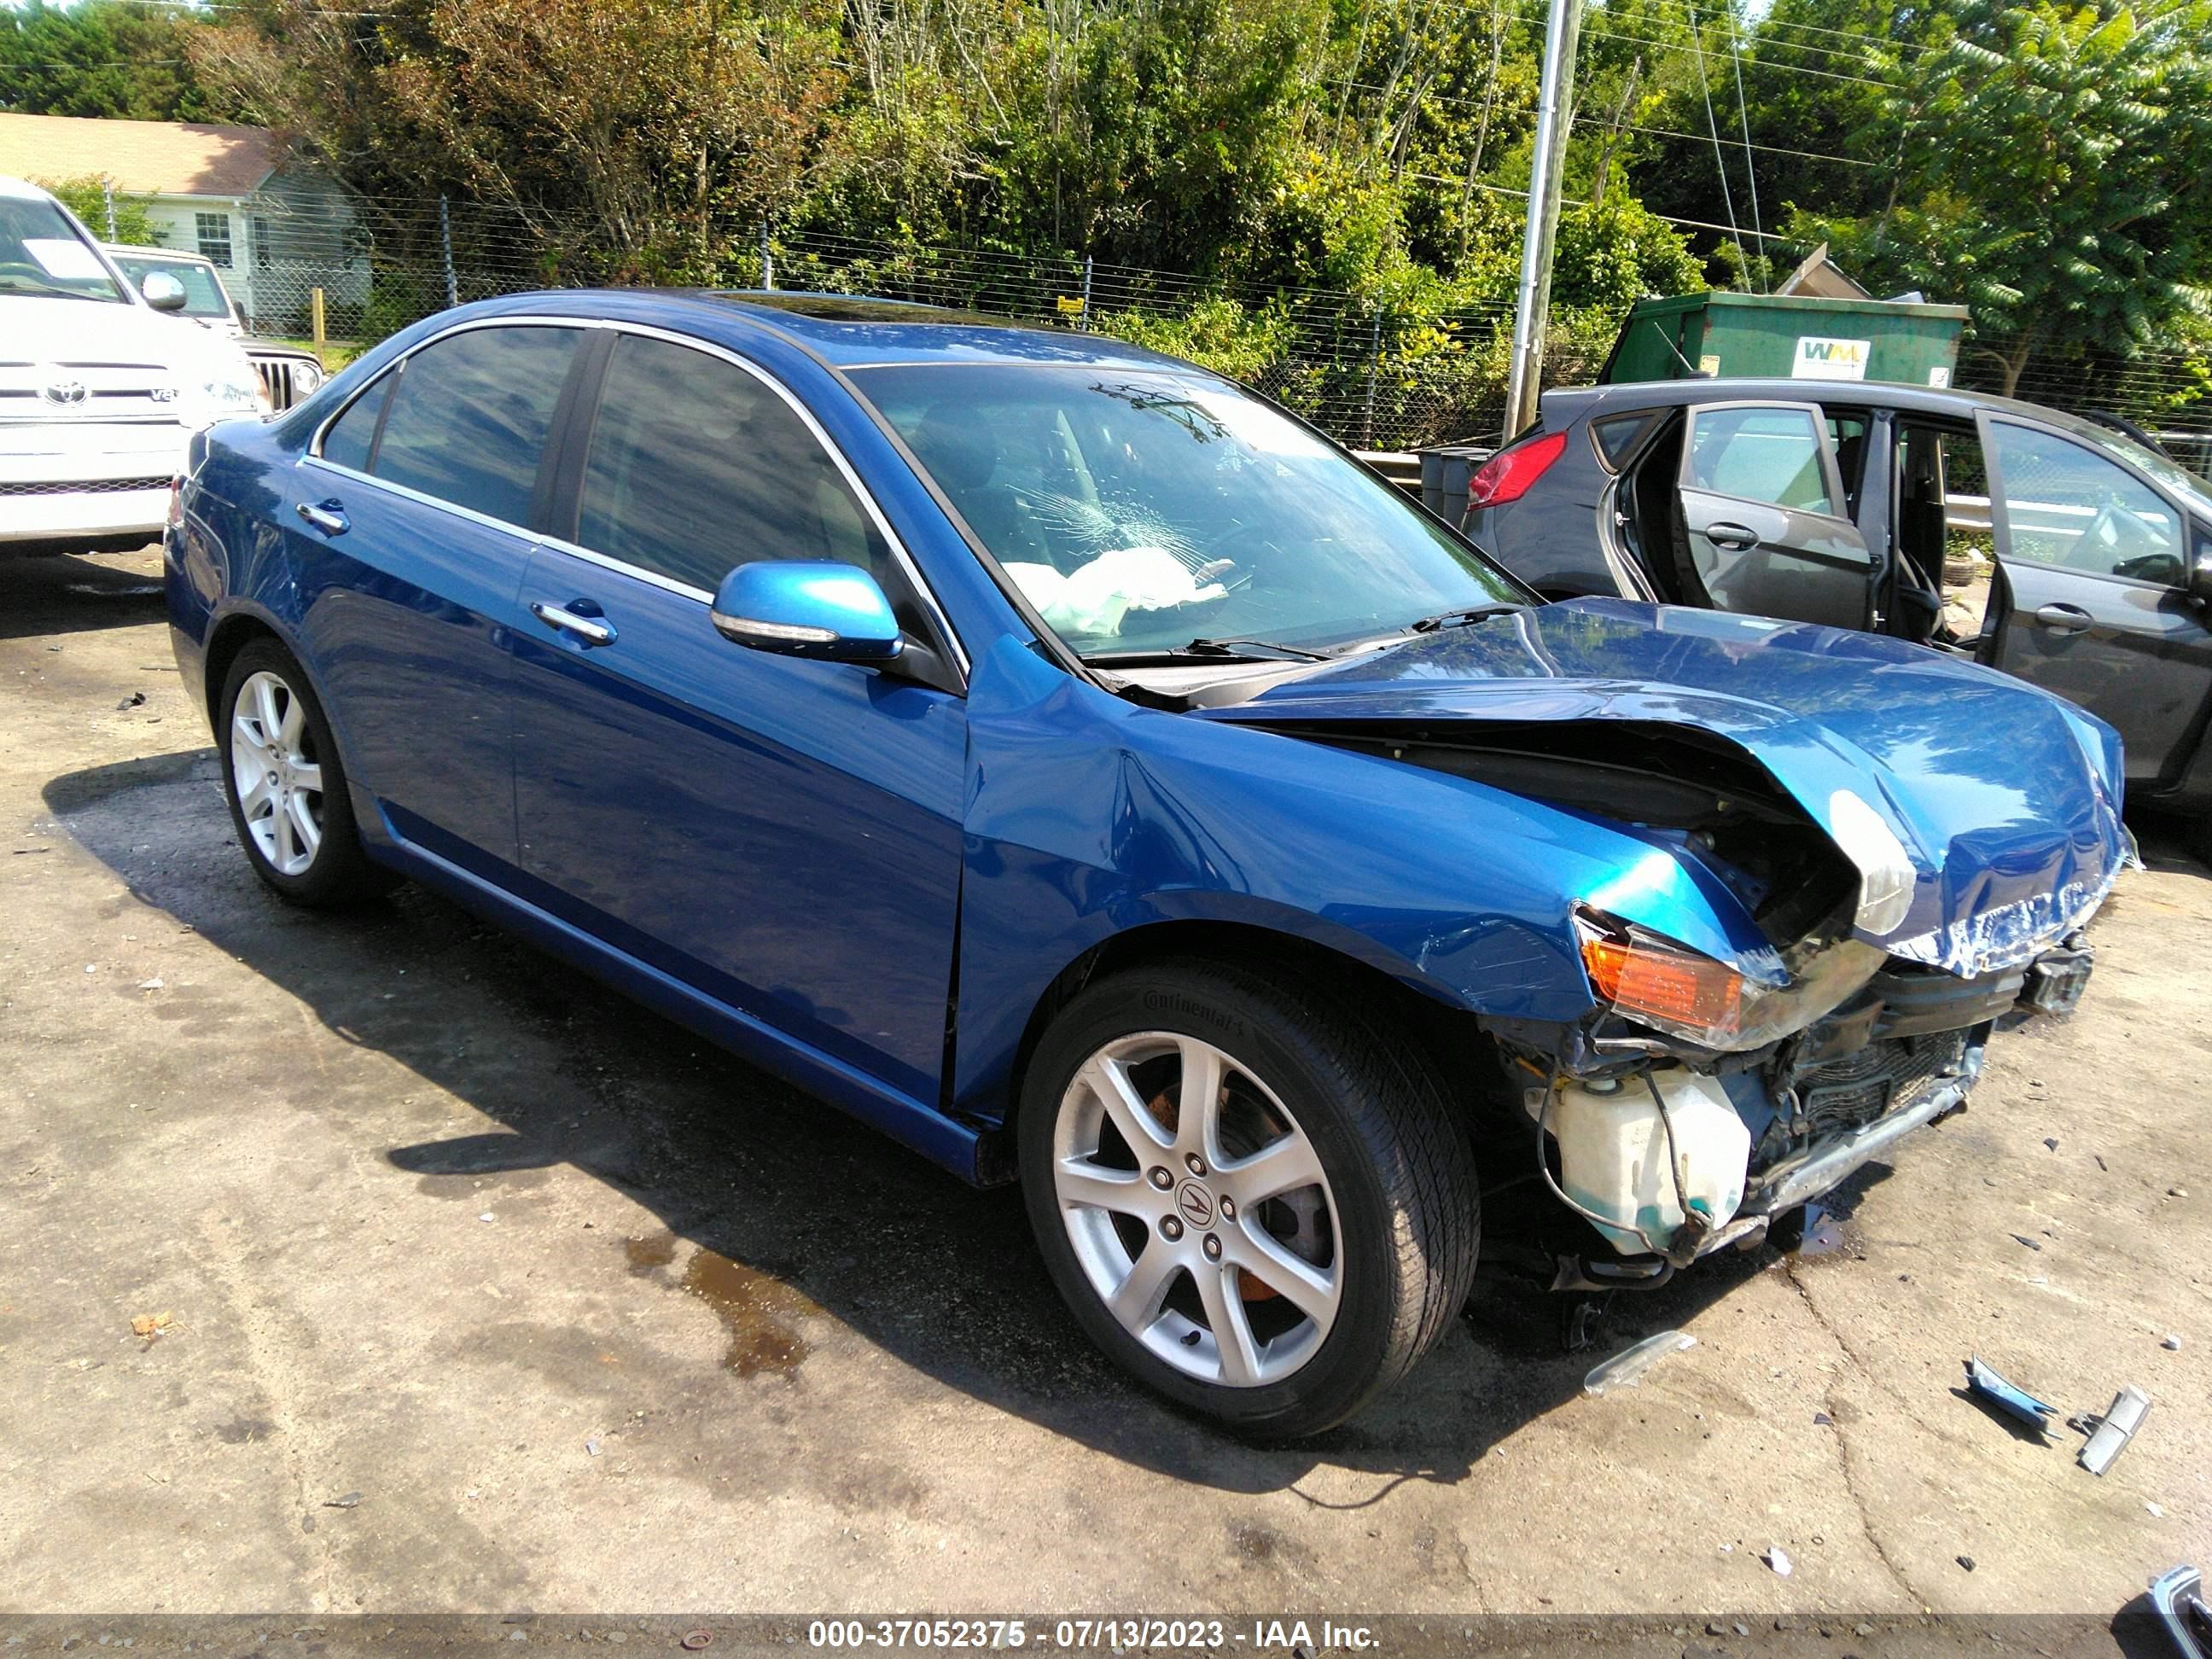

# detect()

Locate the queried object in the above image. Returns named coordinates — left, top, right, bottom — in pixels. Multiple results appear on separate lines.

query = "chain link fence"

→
left=230, top=190, right=2212, bottom=461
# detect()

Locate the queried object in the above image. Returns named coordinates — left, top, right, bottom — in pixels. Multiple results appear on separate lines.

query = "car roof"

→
left=104, top=243, right=211, bottom=265
left=1539, top=375, right=2123, bottom=443
left=442, top=287, right=1197, bottom=373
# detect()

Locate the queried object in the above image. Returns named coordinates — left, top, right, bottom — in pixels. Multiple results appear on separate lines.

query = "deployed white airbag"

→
left=1004, top=546, right=1226, bottom=637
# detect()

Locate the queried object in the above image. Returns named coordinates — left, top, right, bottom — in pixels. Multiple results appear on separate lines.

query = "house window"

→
left=252, top=214, right=272, bottom=270
left=195, top=212, right=233, bottom=267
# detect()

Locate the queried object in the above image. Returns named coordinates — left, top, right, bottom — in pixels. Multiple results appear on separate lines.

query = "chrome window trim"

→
left=300, top=451, right=568, bottom=553
left=527, top=531, right=716, bottom=603
left=307, top=311, right=968, bottom=677
left=308, top=313, right=594, bottom=469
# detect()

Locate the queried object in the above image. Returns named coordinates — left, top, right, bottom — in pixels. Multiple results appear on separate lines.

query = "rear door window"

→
left=1685, top=405, right=1836, bottom=515
left=370, top=325, right=581, bottom=527
left=573, top=333, right=891, bottom=594
left=320, top=377, right=390, bottom=474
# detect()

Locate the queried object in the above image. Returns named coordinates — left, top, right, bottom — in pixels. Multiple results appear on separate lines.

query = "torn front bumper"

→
left=1545, top=932, right=2095, bottom=1276
left=1702, top=1054, right=1979, bottom=1256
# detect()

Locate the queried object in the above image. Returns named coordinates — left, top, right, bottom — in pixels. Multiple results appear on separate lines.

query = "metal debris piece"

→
left=323, top=1492, right=362, bottom=1509
left=1958, top=1555, right=1976, bottom=1572
left=2148, top=1563, right=2209, bottom=1659
left=2011, top=1233, right=2043, bottom=1251
left=1965, top=1357, right=2057, bottom=1434
left=116, top=691, right=146, bottom=710
left=2078, top=1385, right=2151, bottom=1476
left=1582, top=1330, right=1696, bottom=1395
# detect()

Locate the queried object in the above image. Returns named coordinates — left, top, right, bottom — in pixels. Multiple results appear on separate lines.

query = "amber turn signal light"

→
left=1580, top=930, right=1743, bottom=1031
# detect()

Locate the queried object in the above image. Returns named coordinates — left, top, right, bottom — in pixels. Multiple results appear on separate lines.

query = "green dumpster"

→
left=1599, top=292, right=1969, bottom=389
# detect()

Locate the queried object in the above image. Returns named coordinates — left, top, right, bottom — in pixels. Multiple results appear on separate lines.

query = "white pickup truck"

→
left=3, top=174, right=267, bottom=556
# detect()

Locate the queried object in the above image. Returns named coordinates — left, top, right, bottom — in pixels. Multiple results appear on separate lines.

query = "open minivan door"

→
left=1976, top=409, right=2212, bottom=796
left=1670, top=401, right=1876, bottom=629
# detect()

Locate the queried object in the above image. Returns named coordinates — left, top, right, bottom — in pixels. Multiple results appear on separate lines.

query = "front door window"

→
left=1986, top=422, right=2186, bottom=588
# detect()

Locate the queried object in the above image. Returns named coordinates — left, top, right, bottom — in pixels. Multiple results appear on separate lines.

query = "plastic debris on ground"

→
left=1583, top=1330, right=1696, bottom=1396
left=2076, top=1385, right=2152, bottom=1476
left=1964, top=1356, right=2057, bottom=1435
left=1764, top=1546, right=1793, bottom=1578
left=323, top=1491, right=362, bottom=1509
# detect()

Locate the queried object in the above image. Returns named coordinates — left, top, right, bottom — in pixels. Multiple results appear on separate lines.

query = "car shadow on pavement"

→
left=0, top=548, right=171, bottom=642
left=49, top=746, right=1831, bottom=1495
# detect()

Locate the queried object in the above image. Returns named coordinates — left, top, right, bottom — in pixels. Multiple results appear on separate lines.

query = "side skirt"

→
left=367, top=828, right=985, bottom=1185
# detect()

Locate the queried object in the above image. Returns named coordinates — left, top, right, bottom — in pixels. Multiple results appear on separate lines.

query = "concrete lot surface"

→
left=3, top=547, right=2208, bottom=1624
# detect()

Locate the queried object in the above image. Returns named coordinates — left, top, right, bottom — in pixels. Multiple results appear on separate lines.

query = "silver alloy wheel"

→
left=1051, top=1031, right=1342, bottom=1388
left=230, top=669, right=324, bottom=877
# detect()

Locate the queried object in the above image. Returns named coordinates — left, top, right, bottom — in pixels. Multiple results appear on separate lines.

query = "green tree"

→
left=1788, top=0, right=2212, bottom=392
left=37, top=175, right=163, bottom=246
left=0, top=0, right=228, bottom=120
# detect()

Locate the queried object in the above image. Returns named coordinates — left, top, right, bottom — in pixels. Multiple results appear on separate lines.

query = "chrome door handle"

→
left=1706, top=521, right=1760, bottom=551
left=2034, top=602, right=2093, bottom=636
left=296, top=499, right=347, bottom=536
left=531, top=601, right=617, bottom=647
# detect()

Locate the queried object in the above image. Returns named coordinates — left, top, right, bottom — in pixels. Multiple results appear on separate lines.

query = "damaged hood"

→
left=1196, top=599, right=2126, bottom=976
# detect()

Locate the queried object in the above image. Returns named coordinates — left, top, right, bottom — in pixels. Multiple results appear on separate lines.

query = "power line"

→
left=1684, top=3, right=1745, bottom=256
left=1723, top=3, right=1767, bottom=286
left=1578, top=20, right=1901, bottom=86
left=1345, top=78, right=1888, bottom=168
left=1411, top=171, right=1794, bottom=240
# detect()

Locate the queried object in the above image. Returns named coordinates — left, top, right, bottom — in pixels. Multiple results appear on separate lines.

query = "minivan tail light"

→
left=1466, top=429, right=1568, bottom=509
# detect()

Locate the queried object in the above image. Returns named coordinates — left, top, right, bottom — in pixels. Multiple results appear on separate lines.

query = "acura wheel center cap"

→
left=1175, top=1179, right=1215, bottom=1228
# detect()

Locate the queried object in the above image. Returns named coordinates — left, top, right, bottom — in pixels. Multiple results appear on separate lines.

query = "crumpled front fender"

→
left=947, top=639, right=1767, bottom=1118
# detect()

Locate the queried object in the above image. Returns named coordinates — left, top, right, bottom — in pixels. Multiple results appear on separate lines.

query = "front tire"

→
left=1018, top=959, right=1480, bottom=1438
left=219, top=639, right=397, bottom=906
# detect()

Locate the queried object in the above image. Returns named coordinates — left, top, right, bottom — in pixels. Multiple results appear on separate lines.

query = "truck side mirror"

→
left=141, top=271, right=189, bottom=312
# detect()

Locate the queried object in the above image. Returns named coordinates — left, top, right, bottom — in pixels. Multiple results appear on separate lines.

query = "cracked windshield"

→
left=856, top=363, right=1522, bottom=658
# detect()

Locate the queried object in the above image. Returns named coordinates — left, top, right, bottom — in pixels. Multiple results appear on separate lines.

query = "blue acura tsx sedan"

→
left=165, top=290, right=2127, bottom=1435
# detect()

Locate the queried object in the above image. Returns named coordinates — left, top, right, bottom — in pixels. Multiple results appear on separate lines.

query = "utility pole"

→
left=1501, top=0, right=1584, bottom=444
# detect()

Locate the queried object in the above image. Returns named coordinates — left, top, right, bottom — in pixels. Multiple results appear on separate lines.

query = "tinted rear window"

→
left=370, top=326, right=581, bottom=527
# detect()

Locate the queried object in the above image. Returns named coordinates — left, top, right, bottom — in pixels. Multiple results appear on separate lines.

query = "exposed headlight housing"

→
left=1827, top=789, right=1917, bottom=935
left=1575, top=909, right=1886, bottom=1051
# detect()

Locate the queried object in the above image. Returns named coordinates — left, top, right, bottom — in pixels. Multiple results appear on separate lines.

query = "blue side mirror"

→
left=710, top=561, right=904, bottom=664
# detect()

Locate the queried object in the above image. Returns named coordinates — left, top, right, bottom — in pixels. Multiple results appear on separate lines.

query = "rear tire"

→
left=1018, top=958, right=1479, bottom=1438
left=218, top=639, right=399, bottom=907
